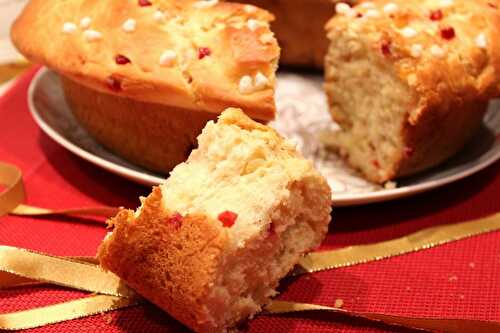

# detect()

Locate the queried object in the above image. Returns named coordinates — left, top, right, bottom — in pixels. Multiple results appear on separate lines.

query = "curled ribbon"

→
left=2, top=161, right=500, bottom=332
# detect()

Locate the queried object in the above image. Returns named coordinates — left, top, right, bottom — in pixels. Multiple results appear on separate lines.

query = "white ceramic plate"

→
left=28, top=68, right=500, bottom=206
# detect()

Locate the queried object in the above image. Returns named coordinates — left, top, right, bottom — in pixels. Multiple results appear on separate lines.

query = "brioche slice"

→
left=98, top=108, right=332, bottom=333
left=324, top=0, right=500, bottom=183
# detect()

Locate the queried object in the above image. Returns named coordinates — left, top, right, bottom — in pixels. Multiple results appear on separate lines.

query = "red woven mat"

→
left=1, top=68, right=499, bottom=333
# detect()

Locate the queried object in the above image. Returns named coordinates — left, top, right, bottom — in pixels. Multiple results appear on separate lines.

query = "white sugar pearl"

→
left=383, top=3, right=399, bottom=14
left=244, top=5, right=257, bottom=13
left=62, top=22, right=77, bottom=34
left=475, top=33, right=488, bottom=49
left=335, top=2, right=352, bottom=15
left=159, top=50, right=177, bottom=66
left=122, top=19, right=136, bottom=33
left=254, top=72, right=269, bottom=89
left=247, top=19, right=260, bottom=31
left=83, top=29, right=102, bottom=42
left=410, top=44, right=423, bottom=57
left=239, top=75, right=253, bottom=94
left=360, top=2, right=375, bottom=9
left=401, top=27, right=417, bottom=38
left=440, top=0, right=454, bottom=7
left=153, top=11, right=165, bottom=22
left=365, top=9, right=381, bottom=18
left=430, top=44, right=445, bottom=58
left=193, top=0, right=218, bottom=9
left=80, top=17, right=92, bottom=29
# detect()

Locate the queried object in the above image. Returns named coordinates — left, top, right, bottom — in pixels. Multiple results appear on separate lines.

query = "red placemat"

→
left=1, top=68, right=500, bottom=333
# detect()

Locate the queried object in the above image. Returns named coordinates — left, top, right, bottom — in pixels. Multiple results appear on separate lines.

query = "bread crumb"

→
left=384, top=181, right=397, bottom=189
left=469, top=262, right=475, bottom=268
left=448, top=275, right=458, bottom=281
left=334, top=299, right=344, bottom=308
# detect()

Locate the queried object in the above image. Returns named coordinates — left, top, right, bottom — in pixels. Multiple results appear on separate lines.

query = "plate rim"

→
left=28, top=67, right=500, bottom=206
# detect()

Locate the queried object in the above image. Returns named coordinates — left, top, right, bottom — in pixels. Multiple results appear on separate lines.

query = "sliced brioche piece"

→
left=98, top=108, right=332, bottom=333
left=324, top=0, right=500, bottom=183
left=11, top=0, right=279, bottom=173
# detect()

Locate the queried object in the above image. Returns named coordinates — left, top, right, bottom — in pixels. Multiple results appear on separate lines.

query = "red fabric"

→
left=1, top=68, right=500, bottom=333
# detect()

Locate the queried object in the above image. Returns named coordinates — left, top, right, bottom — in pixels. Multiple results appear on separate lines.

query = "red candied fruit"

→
left=440, top=26, right=455, bottom=40
left=138, top=0, right=152, bottom=6
left=105, top=76, right=121, bottom=91
left=380, top=39, right=392, bottom=57
left=372, top=160, right=380, bottom=168
left=166, top=212, right=183, bottom=229
left=404, top=146, right=415, bottom=158
left=218, top=211, right=238, bottom=228
left=430, top=9, right=443, bottom=21
left=198, top=47, right=211, bottom=59
left=115, top=54, right=131, bottom=65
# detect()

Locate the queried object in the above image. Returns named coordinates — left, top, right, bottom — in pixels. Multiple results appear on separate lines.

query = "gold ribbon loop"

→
left=0, top=162, right=25, bottom=217
left=266, top=301, right=500, bottom=333
left=0, top=295, right=141, bottom=331
left=297, top=212, right=500, bottom=274
left=10, top=204, right=120, bottom=219
left=0, top=246, right=134, bottom=298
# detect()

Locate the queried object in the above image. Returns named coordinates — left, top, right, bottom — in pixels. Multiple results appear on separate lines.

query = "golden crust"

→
left=61, top=77, right=216, bottom=173
left=325, top=0, right=500, bottom=182
left=98, top=187, right=228, bottom=333
left=11, top=0, right=280, bottom=121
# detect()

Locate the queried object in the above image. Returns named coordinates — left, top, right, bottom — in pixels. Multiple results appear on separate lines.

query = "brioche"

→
left=324, top=0, right=500, bottom=183
left=12, top=0, right=279, bottom=173
left=98, top=108, right=332, bottom=333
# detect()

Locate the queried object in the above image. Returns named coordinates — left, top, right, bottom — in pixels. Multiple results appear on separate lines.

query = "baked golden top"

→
left=11, top=0, right=280, bottom=120
left=327, top=0, right=500, bottom=123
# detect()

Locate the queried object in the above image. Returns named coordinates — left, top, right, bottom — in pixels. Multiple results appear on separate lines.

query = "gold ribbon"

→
left=0, top=295, right=140, bottom=331
left=2, top=160, right=500, bottom=331
left=0, top=162, right=25, bottom=217
left=0, top=60, right=31, bottom=85
left=296, top=212, right=500, bottom=274
left=266, top=301, right=500, bottom=333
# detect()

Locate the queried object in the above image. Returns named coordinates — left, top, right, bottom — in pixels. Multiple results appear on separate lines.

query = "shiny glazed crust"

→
left=11, top=0, right=280, bottom=121
left=325, top=0, right=500, bottom=182
left=61, top=76, right=216, bottom=173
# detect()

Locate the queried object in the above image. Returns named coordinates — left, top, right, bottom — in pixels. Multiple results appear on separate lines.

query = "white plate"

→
left=28, top=68, right=500, bottom=206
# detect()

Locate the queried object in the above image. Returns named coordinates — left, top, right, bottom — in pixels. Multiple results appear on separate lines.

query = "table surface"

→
left=1, top=68, right=500, bottom=333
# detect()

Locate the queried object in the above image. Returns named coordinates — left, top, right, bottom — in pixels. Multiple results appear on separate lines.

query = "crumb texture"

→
left=324, top=0, right=500, bottom=183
